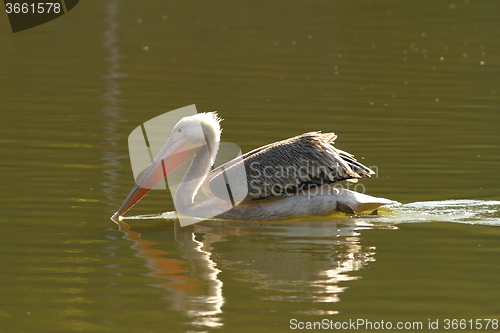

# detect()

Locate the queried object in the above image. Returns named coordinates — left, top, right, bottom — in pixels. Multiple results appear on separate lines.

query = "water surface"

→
left=0, top=0, right=499, bottom=332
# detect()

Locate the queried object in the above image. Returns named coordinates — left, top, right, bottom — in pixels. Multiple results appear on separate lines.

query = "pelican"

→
left=113, top=112, right=397, bottom=221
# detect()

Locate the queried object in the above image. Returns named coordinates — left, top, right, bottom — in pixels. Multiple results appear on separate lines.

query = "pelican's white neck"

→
left=173, top=116, right=221, bottom=216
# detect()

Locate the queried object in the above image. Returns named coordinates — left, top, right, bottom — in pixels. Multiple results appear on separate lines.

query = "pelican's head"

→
left=169, top=112, right=222, bottom=160
left=112, top=112, right=222, bottom=218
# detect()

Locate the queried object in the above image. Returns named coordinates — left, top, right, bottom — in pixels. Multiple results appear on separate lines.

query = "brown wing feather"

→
left=203, top=132, right=374, bottom=200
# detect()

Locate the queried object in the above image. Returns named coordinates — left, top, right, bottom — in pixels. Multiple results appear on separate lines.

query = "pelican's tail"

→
left=337, top=189, right=400, bottom=213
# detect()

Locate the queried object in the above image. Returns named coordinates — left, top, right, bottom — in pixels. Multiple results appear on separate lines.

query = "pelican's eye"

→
left=177, top=128, right=182, bottom=133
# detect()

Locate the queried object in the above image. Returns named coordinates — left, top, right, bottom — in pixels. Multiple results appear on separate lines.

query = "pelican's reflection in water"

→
left=116, top=217, right=396, bottom=326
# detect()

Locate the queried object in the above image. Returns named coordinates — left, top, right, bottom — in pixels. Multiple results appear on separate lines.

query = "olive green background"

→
left=0, top=1, right=499, bottom=332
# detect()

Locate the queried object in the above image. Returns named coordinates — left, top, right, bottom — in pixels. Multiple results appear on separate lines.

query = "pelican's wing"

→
left=203, top=132, right=375, bottom=200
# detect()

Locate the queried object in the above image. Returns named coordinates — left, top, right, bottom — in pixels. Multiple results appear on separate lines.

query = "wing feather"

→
left=203, top=132, right=374, bottom=200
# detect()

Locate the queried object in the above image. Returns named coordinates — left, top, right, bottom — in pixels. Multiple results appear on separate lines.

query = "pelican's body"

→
left=198, top=186, right=394, bottom=221
left=113, top=113, right=397, bottom=221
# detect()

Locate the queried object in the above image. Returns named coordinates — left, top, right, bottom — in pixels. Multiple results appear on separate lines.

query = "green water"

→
left=1, top=1, right=500, bottom=332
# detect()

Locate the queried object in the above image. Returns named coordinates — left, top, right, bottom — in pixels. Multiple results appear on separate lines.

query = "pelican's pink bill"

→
left=112, top=137, right=200, bottom=217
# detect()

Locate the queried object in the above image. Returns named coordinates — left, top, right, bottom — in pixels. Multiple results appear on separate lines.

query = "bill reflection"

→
left=115, top=220, right=224, bottom=329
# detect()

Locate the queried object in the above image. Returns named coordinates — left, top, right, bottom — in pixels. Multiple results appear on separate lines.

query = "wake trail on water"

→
left=115, top=200, right=500, bottom=226
left=378, top=199, right=500, bottom=226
